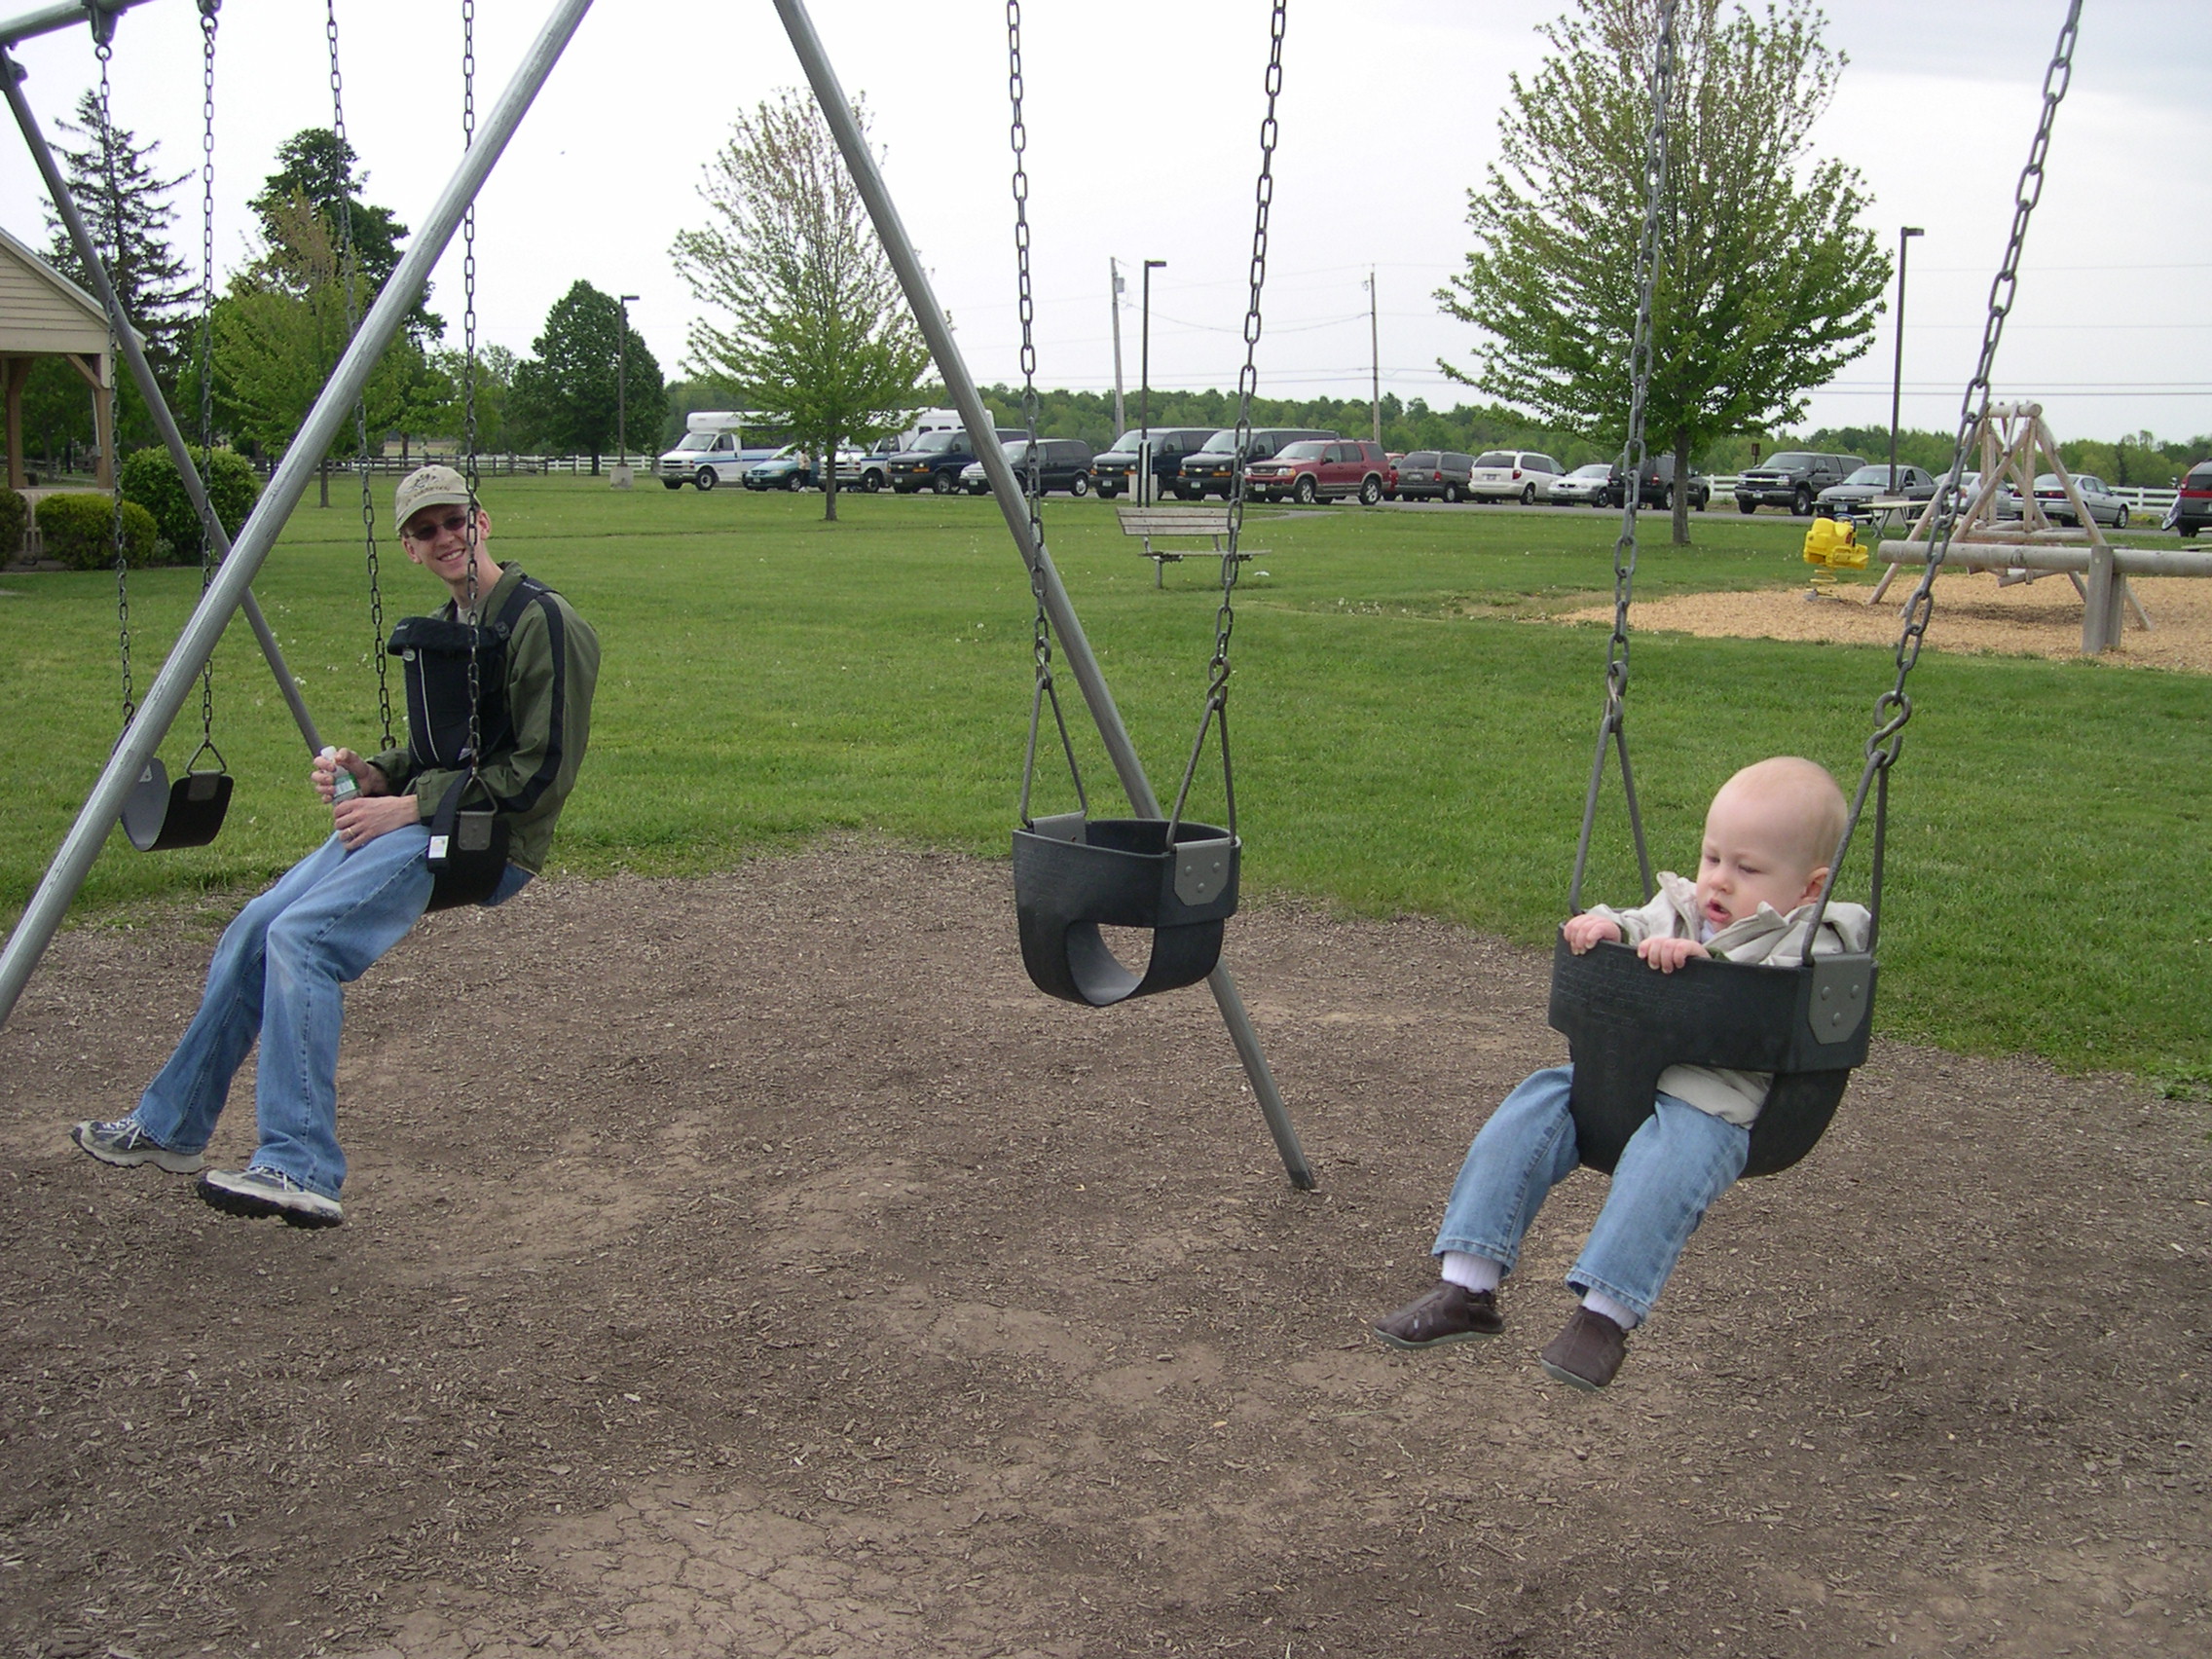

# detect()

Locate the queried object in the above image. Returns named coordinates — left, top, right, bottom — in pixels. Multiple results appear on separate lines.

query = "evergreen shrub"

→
left=0, top=487, right=26, bottom=559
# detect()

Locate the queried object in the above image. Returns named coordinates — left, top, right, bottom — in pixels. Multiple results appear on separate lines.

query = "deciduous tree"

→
left=506, top=281, right=665, bottom=471
left=1439, top=0, right=1889, bottom=542
left=210, top=194, right=433, bottom=491
left=672, top=90, right=929, bottom=521
left=251, top=128, right=437, bottom=341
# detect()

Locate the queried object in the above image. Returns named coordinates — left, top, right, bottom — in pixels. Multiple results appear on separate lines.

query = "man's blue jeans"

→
left=129, top=828, right=527, bottom=1200
left=1430, top=1065, right=1749, bottom=1323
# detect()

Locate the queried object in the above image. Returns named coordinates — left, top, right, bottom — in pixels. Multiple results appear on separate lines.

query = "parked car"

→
left=1465, top=449, right=1566, bottom=504
left=2019, top=472, right=2129, bottom=529
left=885, top=425, right=1027, bottom=495
left=1816, top=463, right=1937, bottom=519
left=2172, top=459, right=2212, bottom=538
left=1395, top=451, right=1477, bottom=502
left=1244, top=439, right=1391, bottom=504
left=1546, top=461, right=1612, bottom=506
left=1175, top=427, right=1337, bottom=500
left=1091, top=426, right=1215, bottom=500
left=742, top=445, right=816, bottom=492
left=1602, top=453, right=1711, bottom=511
left=960, top=437, right=1096, bottom=497
left=1734, top=451, right=1862, bottom=515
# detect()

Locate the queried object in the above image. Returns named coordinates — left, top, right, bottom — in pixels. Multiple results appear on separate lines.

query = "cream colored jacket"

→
left=1585, top=872, right=1873, bottom=1126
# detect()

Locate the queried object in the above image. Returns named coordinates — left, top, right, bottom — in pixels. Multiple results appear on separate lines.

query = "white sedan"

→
left=1547, top=462, right=1612, bottom=506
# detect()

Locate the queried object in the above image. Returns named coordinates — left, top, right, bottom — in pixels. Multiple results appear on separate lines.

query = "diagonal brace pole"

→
left=0, top=0, right=596, bottom=1034
left=771, top=0, right=1312, bottom=1190
left=3, top=51, right=323, bottom=757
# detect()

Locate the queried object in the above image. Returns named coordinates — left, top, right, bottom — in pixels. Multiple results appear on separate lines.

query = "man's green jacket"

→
left=368, top=565, right=600, bottom=874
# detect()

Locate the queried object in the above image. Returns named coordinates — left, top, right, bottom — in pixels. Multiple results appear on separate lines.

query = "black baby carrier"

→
left=386, top=574, right=555, bottom=910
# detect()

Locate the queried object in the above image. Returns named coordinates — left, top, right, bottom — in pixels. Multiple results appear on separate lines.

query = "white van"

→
left=658, top=412, right=778, bottom=492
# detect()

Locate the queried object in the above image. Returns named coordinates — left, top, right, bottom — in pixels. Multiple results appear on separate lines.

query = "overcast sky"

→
left=0, top=0, right=2202, bottom=447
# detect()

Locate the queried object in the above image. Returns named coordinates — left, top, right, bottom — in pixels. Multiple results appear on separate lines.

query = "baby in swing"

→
left=1373, top=756, right=1871, bottom=1390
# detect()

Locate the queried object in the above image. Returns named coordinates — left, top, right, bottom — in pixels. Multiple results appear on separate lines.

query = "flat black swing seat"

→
left=1013, top=814, right=1238, bottom=1007
left=121, top=758, right=233, bottom=853
left=1547, top=936, right=1876, bottom=1179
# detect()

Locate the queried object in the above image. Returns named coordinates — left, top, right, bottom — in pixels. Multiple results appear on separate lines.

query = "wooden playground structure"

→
left=1863, top=400, right=2212, bottom=655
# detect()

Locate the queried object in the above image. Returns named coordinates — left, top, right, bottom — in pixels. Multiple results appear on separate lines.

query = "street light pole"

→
left=1365, top=268, right=1381, bottom=446
left=613, top=291, right=640, bottom=489
left=1140, top=257, right=1163, bottom=504
left=1889, top=227, right=1922, bottom=493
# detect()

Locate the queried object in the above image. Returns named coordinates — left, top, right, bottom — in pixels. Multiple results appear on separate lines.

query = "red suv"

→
left=1246, top=439, right=1391, bottom=504
left=2173, top=460, right=2212, bottom=538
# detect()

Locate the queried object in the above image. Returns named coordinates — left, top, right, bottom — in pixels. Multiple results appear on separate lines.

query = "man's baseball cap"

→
left=394, top=463, right=473, bottom=528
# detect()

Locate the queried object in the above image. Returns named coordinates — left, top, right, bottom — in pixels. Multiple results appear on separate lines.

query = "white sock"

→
left=1581, top=1287, right=1641, bottom=1330
left=1439, top=1251, right=1501, bottom=1295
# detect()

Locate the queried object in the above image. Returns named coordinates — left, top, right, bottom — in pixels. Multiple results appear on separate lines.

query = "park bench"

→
left=1115, top=504, right=1272, bottom=588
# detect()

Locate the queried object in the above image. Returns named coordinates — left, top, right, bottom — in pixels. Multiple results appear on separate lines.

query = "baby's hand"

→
left=1637, top=935, right=1710, bottom=974
left=1562, top=913, right=1623, bottom=954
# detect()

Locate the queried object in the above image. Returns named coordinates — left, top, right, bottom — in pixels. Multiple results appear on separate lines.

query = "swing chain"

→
left=1567, top=0, right=1674, bottom=911
left=1808, top=0, right=2082, bottom=945
left=1169, top=0, right=1284, bottom=839
left=328, top=0, right=394, bottom=750
left=95, top=36, right=132, bottom=727
left=192, top=0, right=220, bottom=761
left=1005, top=0, right=1086, bottom=827
left=461, top=0, right=484, bottom=779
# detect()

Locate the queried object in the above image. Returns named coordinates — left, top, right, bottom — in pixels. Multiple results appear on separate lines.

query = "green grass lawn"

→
left=4, top=481, right=2206, bottom=1087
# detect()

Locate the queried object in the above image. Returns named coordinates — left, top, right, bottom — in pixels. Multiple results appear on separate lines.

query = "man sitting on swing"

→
left=68, top=464, right=601, bottom=1229
left=1374, top=756, right=1871, bottom=1390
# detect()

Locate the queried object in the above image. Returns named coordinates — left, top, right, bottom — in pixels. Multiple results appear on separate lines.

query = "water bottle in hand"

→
left=323, top=746, right=360, bottom=803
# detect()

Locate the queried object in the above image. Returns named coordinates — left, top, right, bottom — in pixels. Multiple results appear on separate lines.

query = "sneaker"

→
left=71, top=1117, right=204, bottom=1174
left=1538, top=1307, right=1629, bottom=1391
left=196, top=1165, right=344, bottom=1229
left=1373, top=1281, right=1504, bottom=1351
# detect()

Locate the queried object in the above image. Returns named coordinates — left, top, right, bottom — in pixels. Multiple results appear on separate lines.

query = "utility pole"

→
left=1110, top=258, right=1127, bottom=438
left=1140, top=257, right=1164, bottom=504
left=613, top=292, right=640, bottom=489
left=1365, top=268, right=1381, bottom=446
left=1888, top=227, right=1923, bottom=494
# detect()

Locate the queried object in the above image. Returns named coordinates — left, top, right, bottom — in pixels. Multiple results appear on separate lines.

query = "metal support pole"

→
left=0, top=0, right=595, bottom=1033
left=4, top=53, right=322, bottom=756
left=770, top=0, right=1311, bottom=1189
left=0, top=0, right=149, bottom=52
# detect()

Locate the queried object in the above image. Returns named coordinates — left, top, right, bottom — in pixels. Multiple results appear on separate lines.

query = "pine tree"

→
left=43, top=89, right=195, bottom=390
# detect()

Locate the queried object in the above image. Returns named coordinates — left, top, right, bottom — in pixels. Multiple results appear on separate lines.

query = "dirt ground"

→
left=1558, top=571, right=2212, bottom=673
left=3, top=845, right=2208, bottom=1659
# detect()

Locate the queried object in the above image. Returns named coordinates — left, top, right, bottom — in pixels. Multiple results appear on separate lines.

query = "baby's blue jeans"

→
left=1430, top=1064, right=1749, bottom=1323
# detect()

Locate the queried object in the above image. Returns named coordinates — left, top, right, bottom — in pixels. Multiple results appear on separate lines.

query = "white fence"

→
left=1704, top=475, right=2179, bottom=513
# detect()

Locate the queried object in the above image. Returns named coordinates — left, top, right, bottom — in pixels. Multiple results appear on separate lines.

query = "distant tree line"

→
left=12, top=112, right=667, bottom=482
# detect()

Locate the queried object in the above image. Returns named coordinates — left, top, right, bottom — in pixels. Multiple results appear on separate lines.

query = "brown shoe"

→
left=1538, top=1306, right=1628, bottom=1390
left=1373, top=1281, right=1504, bottom=1351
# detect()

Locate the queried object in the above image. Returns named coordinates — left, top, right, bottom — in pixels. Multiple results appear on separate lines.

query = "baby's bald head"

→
left=1711, top=756, right=1848, bottom=877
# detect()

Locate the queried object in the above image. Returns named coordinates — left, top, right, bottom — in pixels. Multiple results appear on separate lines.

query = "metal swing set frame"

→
left=0, top=0, right=1314, bottom=1190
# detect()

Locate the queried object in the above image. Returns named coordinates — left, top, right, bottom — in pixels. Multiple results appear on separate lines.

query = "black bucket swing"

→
left=1003, top=1, right=1276, bottom=1008
left=1542, top=0, right=2078, bottom=1179
left=110, top=16, right=233, bottom=854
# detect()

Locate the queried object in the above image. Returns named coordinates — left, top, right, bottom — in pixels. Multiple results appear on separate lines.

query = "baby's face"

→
left=1693, top=784, right=1825, bottom=931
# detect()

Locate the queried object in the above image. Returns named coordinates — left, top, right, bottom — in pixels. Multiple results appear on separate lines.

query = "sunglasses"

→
left=403, top=511, right=474, bottom=543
